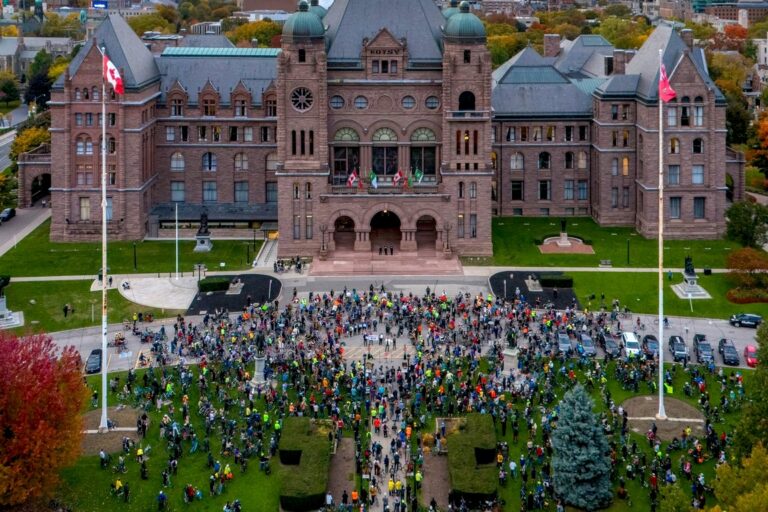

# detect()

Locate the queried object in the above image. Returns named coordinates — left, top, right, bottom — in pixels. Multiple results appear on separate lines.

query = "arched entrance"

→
left=31, top=173, right=51, bottom=205
left=370, top=210, right=401, bottom=253
left=416, top=215, right=437, bottom=252
left=334, top=216, right=355, bottom=251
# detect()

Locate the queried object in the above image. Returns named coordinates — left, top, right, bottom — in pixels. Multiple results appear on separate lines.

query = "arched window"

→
left=410, top=128, right=437, bottom=178
left=108, top=137, right=116, bottom=154
left=693, top=138, right=703, bottom=154
left=565, top=152, right=575, bottom=169
left=305, top=182, right=312, bottom=199
left=202, top=152, right=217, bottom=171
left=171, top=152, right=185, bottom=171
left=458, top=91, right=475, bottom=111
left=266, top=152, right=279, bottom=171
left=234, top=153, right=248, bottom=171
left=669, top=137, right=680, bottom=154
left=510, top=152, right=524, bottom=170
left=538, top=152, right=550, bottom=170
left=83, top=88, right=89, bottom=100
left=75, top=135, right=92, bottom=155
left=74, top=88, right=81, bottom=100
left=92, top=87, right=99, bottom=101
left=622, top=157, right=629, bottom=176
left=372, top=128, right=398, bottom=175
left=577, top=151, right=587, bottom=169
left=333, top=127, right=360, bottom=142
left=333, top=129, right=360, bottom=185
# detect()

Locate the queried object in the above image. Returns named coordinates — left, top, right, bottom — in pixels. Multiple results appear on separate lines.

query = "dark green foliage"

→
left=278, top=417, right=332, bottom=511
left=447, top=414, right=497, bottom=502
left=726, top=200, right=768, bottom=248
left=733, top=323, right=768, bottom=459
left=197, top=276, right=231, bottom=292
left=539, top=274, right=574, bottom=288
left=551, top=384, right=613, bottom=511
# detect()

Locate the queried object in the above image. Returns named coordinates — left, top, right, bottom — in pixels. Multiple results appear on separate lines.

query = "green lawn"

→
left=467, top=217, right=742, bottom=268
left=571, top=271, right=768, bottom=319
left=4, top=280, right=184, bottom=333
left=0, top=99, right=20, bottom=114
left=0, top=220, right=262, bottom=277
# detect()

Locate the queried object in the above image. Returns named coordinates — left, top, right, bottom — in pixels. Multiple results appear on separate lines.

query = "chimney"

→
left=681, top=28, right=693, bottom=49
left=625, top=49, right=636, bottom=65
left=613, top=49, right=625, bottom=75
left=543, top=34, right=561, bottom=58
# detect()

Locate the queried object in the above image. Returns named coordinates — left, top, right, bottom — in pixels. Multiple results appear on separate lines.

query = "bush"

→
left=539, top=274, right=573, bottom=288
left=197, top=276, right=230, bottom=293
left=447, top=414, right=497, bottom=505
left=726, top=288, right=768, bottom=304
left=278, top=418, right=332, bottom=512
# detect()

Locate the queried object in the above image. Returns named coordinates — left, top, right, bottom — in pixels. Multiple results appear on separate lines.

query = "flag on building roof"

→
left=103, top=55, right=124, bottom=95
left=659, top=64, right=676, bottom=103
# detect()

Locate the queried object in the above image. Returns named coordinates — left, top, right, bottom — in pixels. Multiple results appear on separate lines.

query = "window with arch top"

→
left=458, top=91, right=475, bottom=111
left=334, top=127, right=360, bottom=142
left=372, top=128, right=398, bottom=175
left=538, top=152, right=551, bottom=170
left=410, top=128, right=437, bottom=178
left=171, top=152, right=185, bottom=172
left=372, top=127, right=398, bottom=142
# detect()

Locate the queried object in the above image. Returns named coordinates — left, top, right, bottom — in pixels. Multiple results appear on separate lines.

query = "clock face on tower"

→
left=290, top=87, right=314, bottom=112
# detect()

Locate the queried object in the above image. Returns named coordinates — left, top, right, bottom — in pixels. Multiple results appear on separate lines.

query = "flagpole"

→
left=657, top=48, right=667, bottom=420
left=98, top=47, right=109, bottom=432
left=175, top=202, right=179, bottom=280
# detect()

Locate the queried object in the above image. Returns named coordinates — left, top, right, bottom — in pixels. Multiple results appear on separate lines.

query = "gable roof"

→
left=323, top=0, right=445, bottom=64
left=554, top=34, right=613, bottom=78
left=180, top=34, right=235, bottom=48
left=56, top=14, right=159, bottom=90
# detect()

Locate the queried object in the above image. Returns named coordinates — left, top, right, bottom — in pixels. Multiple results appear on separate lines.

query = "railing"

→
left=447, top=110, right=491, bottom=120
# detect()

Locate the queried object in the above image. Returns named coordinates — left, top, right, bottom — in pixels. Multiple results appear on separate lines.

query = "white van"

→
left=621, top=331, right=641, bottom=358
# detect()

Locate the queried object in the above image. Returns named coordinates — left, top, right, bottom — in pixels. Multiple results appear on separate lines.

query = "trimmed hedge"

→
left=447, top=414, right=497, bottom=504
left=198, top=276, right=231, bottom=293
left=539, top=274, right=573, bottom=288
left=278, top=417, right=333, bottom=511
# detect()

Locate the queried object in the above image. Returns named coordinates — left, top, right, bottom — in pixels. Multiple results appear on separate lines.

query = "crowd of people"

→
left=94, top=283, right=746, bottom=511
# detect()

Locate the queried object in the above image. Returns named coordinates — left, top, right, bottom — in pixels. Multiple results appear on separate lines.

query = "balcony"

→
left=447, top=110, right=491, bottom=121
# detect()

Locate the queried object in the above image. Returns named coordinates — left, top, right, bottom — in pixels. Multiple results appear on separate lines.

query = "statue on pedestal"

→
left=684, top=255, right=695, bottom=276
left=198, top=209, right=210, bottom=236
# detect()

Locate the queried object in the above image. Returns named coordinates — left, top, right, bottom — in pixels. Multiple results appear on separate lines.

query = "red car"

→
left=744, top=345, right=759, bottom=368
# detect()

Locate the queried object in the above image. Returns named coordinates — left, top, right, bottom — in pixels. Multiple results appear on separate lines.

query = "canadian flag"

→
left=393, top=169, right=404, bottom=187
left=103, top=55, right=124, bottom=95
left=347, top=170, right=358, bottom=188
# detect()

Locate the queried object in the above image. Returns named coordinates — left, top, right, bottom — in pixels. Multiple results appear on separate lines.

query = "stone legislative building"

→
left=18, top=0, right=744, bottom=262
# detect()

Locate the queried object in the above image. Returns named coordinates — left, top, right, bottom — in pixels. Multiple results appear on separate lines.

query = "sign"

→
left=92, top=0, right=108, bottom=9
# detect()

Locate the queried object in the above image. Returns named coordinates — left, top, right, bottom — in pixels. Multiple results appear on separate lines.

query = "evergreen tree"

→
left=551, top=384, right=613, bottom=511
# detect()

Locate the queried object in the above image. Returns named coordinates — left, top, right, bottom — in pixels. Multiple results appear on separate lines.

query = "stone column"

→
left=401, top=229, right=417, bottom=252
left=354, top=228, right=371, bottom=251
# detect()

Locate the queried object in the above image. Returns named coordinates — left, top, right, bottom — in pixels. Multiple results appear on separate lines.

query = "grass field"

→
left=4, top=280, right=184, bottom=333
left=464, top=217, right=742, bottom=268
left=0, top=220, right=262, bottom=277
left=570, top=271, right=768, bottom=319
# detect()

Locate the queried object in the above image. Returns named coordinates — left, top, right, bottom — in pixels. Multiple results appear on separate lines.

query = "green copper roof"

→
left=161, top=47, right=281, bottom=57
left=444, top=1, right=485, bottom=40
left=443, top=0, right=459, bottom=18
left=283, top=0, right=325, bottom=39
left=309, top=0, right=327, bottom=19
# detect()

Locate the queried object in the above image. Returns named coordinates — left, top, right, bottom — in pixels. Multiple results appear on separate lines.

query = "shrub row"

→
left=447, top=414, right=497, bottom=505
left=539, top=274, right=574, bottom=288
left=197, top=276, right=231, bottom=293
left=726, top=287, right=768, bottom=304
left=278, top=417, right=333, bottom=512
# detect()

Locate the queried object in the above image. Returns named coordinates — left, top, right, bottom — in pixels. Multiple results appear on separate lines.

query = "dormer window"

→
left=171, top=98, right=184, bottom=117
left=203, top=98, right=216, bottom=116
left=265, top=97, right=277, bottom=117
left=235, top=98, right=247, bottom=117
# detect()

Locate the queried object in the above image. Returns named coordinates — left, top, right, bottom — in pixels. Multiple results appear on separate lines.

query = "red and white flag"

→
left=347, top=170, right=358, bottom=188
left=103, top=55, right=124, bottom=95
left=658, top=64, right=676, bottom=103
left=393, top=169, right=404, bottom=187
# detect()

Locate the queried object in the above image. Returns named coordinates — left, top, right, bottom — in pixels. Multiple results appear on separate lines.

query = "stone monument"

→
left=251, top=333, right=267, bottom=386
left=556, top=217, right=572, bottom=247
left=0, top=276, right=23, bottom=328
left=671, top=255, right=711, bottom=299
left=194, top=209, right=213, bottom=252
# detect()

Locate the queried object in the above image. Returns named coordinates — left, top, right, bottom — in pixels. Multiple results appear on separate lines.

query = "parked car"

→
left=85, top=348, right=102, bottom=374
left=718, top=339, right=740, bottom=366
left=557, top=333, right=572, bottom=356
left=669, top=335, right=689, bottom=363
left=730, top=313, right=763, bottom=328
left=577, top=333, right=597, bottom=357
left=744, top=345, right=759, bottom=368
left=622, top=331, right=642, bottom=358
left=693, top=335, right=714, bottom=364
left=0, top=207, right=15, bottom=223
left=642, top=334, right=659, bottom=360
left=601, top=334, right=621, bottom=359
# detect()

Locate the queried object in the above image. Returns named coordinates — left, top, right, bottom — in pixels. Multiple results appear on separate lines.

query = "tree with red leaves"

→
left=0, top=332, right=88, bottom=506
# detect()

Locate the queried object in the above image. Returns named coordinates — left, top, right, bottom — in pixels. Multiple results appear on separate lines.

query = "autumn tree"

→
left=0, top=71, right=19, bottom=106
left=10, top=126, right=51, bottom=165
left=733, top=324, right=768, bottom=459
left=0, top=332, right=88, bottom=506
left=487, top=34, right=529, bottom=68
left=726, top=200, right=768, bottom=248
left=226, top=20, right=282, bottom=47
left=128, top=13, right=174, bottom=36
left=594, top=16, right=651, bottom=49
left=709, top=444, right=768, bottom=511
left=659, top=483, right=692, bottom=512
left=40, top=12, right=84, bottom=38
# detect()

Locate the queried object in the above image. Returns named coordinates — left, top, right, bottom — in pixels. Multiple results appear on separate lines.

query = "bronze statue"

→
left=198, top=209, right=210, bottom=236
left=0, top=275, right=9, bottom=297
left=684, top=255, right=694, bottom=275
